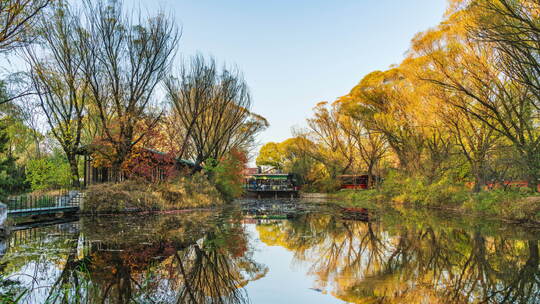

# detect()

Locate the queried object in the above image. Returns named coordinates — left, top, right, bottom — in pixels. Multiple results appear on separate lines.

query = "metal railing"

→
left=6, top=189, right=81, bottom=213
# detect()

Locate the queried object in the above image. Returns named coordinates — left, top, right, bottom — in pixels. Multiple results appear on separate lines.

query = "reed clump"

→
left=83, top=173, right=224, bottom=214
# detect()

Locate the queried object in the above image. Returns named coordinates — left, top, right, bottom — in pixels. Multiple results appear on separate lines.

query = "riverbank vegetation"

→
left=0, top=0, right=265, bottom=207
left=334, top=173, right=540, bottom=224
left=257, top=0, right=540, bottom=220
left=83, top=174, right=223, bottom=214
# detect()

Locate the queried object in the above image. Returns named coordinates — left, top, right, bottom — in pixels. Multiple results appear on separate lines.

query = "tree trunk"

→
left=111, top=160, right=123, bottom=183
left=67, top=154, right=80, bottom=188
left=367, top=162, right=374, bottom=189
left=527, top=174, right=539, bottom=193
left=112, top=142, right=132, bottom=182
left=525, top=151, right=540, bottom=192
left=472, top=177, right=482, bottom=193
left=472, top=167, right=485, bottom=193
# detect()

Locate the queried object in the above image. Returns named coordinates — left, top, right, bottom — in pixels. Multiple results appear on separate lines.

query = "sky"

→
left=1, top=0, right=449, bottom=149
left=122, top=0, right=448, bottom=146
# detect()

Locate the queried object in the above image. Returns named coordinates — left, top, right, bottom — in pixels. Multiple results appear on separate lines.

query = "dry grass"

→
left=82, top=173, right=224, bottom=214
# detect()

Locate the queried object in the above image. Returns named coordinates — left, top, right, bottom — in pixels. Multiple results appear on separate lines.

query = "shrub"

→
left=498, top=196, right=540, bottom=222
left=338, top=171, right=469, bottom=208
left=313, top=177, right=341, bottom=193
left=333, top=189, right=381, bottom=208
left=463, top=189, right=535, bottom=221
left=157, top=173, right=223, bottom=208
left=330, top=168, right=540, bottom=224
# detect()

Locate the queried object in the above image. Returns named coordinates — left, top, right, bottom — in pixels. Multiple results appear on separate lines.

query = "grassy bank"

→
left=82, top=173, right=224, bottom=214
left=332, top=174, right=540, bottom=225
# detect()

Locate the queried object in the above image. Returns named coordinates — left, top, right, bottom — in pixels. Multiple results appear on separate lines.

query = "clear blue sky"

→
left=126, top=0, right=448, bottom=145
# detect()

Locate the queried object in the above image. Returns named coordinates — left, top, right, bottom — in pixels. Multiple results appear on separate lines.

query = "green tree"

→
left=0, top=120, right=18, bottom=199
left=25, top=155, right=71, bottom=191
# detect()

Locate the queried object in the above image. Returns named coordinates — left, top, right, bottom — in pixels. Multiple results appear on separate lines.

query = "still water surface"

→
left=1, top=201, right=540, bottom=303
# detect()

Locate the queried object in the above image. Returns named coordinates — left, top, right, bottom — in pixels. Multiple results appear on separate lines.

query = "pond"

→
left=1, top=200, right=539, bottom=304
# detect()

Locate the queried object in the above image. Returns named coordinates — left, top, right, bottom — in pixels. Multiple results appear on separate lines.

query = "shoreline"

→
left=327, top=190, right=540, bottom=229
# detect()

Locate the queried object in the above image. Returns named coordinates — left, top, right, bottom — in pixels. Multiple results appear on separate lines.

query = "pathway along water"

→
left=0, top=200, right=539, bottom=303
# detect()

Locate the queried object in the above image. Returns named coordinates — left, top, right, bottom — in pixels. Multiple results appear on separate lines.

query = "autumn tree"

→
left=408, top=0, right=540, bottom=191
left=471, top=0, right=540, bottom=191
left=337, top=101, right=387, bottom=187
left=341, top=69, right=427, bottom=174
left=80, top=0, right=179, bottom=180
left=297, top=101, right=358, bottom=178
left=25, top=3, right=87, bottom=186
left=256, top=142, right=284, bottom=170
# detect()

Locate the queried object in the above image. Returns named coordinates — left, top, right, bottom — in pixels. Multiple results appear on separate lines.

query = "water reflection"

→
left=0, top=205, right=539, bottom=303
left=0, top=210, right=267, bottom=303
left=257, top=211, right=540, bottom=303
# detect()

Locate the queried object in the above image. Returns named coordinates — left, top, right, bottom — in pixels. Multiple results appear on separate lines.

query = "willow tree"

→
left=305, top=101, right=357, bottom=177
left=79, top=0, right=179, bottom=180
left=342, top=69, right=427, bottom=174
left=165, top=55, right=268, bottom=170
left=256, top=138, right=320, bottom=186
left=337, top=101, right=387, bottom=187
left=408, top=1, right=540, bottom=191
left=471, top=0, right=540, bottom=191
left=26, top=3, right=87, bottom=187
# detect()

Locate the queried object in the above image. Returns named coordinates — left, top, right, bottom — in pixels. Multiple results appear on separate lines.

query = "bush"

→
left=157, top=173, right=223, bottom=208
left=333, top=189, right=381, bottom=208
left=463, top=188, right=538, bottom=221
left=337, top=169, right=540, bottom=223
left=498, top=196, right=540, bottom=222
left=336, top=171, right=469, bottom=209
left=313, top=177, right=341, bottom=193
left=371, top=172, right=467, bottom=207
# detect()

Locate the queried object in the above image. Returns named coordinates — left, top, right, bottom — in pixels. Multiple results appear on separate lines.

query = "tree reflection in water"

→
left=0, top=210, right=267, bottom=304
left=2, top=208, right=540, bottom=303
left=257, top=212, right=540, bottom=304
left=175, top=222, right=267, bottom=304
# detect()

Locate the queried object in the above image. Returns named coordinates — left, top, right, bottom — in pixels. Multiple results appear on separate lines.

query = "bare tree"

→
left=79, top=0, right=179, bottom=180
left=166, top=55, right=267, bottom=170
left=25, top=3, right=87, bottom=187
left=164, top=55, right=217, bottom=160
